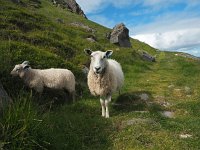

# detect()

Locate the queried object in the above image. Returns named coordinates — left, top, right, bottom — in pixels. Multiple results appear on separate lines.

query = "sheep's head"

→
left=11, top=61, right=31, bottom=77
left=84, top=49, right=113, bottom=74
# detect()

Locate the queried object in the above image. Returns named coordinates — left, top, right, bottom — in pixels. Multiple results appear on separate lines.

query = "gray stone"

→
left=105, top=32, right=111, bottom=39
left=109, top=23, right=131, bottom=47
left=159, top=101, right=171, bottom=107
left=70, top=22, right=95, bottom=33
left=86, top=35, right=96, bottom=42
left=56, top=18, right=64, bottom=24
left=139, top=93, right=149, bottom=101
left=179, top=134, right=192, bottom=139
left=86, top=38, right=96, bottom=42
left=82, top=65, right=89, bottom=75
left=122, top=118, right=154, bottom=128
left=184, top=86, right=191, bottom=94
left=142, top=52, right=155, bottom=62
left=168, top=84, right=175, bottom=89
left=160, top=111, right=174, bottom=118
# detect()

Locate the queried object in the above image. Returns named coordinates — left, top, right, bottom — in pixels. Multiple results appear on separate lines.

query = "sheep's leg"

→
left=100, top=98, right=105, bottom=117
left=105, top=95, right=111, bottom=118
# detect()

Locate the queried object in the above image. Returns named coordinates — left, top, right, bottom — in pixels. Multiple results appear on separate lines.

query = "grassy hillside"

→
left=0, top=0, right=200, bottom=149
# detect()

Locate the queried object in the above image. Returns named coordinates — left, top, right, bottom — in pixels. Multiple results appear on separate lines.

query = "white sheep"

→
left=10, top=61, right=75, bottom=101
left=84, top=49, right=124, bottom=118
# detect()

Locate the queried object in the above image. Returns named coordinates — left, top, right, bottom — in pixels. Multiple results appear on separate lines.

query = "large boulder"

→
left=53, top=0, right=87, bottom=18
left=0, top=82, right=12, bottom=114
left=109, top=23, right=131, bottom=47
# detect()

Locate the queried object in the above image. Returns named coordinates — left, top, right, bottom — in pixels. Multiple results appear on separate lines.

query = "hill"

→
left=0, top=0, right=200, bottom=149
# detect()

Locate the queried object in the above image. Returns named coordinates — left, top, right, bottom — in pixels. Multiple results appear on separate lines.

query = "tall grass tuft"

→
left=0, top=91, right=45, bottom=150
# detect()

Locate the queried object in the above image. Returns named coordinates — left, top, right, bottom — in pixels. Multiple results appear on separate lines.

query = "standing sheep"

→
left=84, top=49, right=124, bottom=118
left=10, top=61, right=75, bottom=102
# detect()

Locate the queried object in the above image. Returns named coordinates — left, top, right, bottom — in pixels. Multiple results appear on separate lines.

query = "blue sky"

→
left=77, top=0, right=200, bottom=57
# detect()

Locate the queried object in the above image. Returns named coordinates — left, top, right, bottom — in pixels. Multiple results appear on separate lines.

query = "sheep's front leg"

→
left=100, top=98, right=105, bottom=117
left=105, top=95, right=111, bottom=118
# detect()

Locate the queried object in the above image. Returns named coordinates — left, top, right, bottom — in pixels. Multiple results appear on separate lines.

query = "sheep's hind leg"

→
left=105, top=95, right=111, bottom=118
left=100, top=98, right=105, bottom=117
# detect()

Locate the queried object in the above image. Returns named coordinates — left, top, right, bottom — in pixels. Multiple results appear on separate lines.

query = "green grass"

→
left=1, top=0, right=200, bottom=149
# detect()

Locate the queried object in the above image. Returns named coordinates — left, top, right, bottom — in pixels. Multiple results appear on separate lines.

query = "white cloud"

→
left=132, top=28, right=200, bottom=50
left=130, top=12, right=200, bottom=56
left=131, top=15, right=200, bottom=35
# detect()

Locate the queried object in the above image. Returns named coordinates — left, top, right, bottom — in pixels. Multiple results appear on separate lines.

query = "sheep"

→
left=84, top=49, right=124, bottom=118
left=10, top=61, right=75, bottom=102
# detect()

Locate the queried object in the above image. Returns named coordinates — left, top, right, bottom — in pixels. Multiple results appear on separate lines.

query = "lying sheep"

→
left=11, top=61, right=75, bottom=102
left=84, top=49, right=124, bottom=118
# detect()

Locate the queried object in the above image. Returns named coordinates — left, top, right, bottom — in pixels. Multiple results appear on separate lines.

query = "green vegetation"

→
left=0, top=0, right=200, bottom=149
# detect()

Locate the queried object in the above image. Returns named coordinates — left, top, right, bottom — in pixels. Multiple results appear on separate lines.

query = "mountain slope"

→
left=0, top=0, right=200, bottom=150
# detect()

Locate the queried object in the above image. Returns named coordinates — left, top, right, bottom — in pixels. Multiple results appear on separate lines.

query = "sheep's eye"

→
left=16, top=68, right=20, bottom=71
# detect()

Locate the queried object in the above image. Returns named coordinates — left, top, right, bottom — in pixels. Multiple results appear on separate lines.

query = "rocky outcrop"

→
left=109, top=23, right=131, bottom=47
left=0, top=82, right=12, bottom=114
left=142, top=52, right=156, bottom=62
left=70, top=22, right=95, bottom=33
left=53, top=0, right=87, bottom=18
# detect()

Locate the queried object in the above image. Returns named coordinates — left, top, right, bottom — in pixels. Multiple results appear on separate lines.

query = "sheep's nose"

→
left=95, top=67, right=101, bottom=71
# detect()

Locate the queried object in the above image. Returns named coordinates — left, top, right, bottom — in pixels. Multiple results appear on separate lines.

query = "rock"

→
left=105, top=32, right=111, bottom=39
left=160, top=111, right=174, bottom=118
left=121, top=118, right=154, bottom=128
left=0, top=82, right=12, bottom=114
left=139, top=93, right=149, bottom=101
left=109, top=23, right=131, bottom=47
left=159, top=101, right=171, bottom=107
left=82, top=65, right=89, bottom=75
left=142, top=52, right=156, bottom=62
left=168, top=84, right=175, bottom=89
left=86, top=35, right=96, bottom=42
left=86, top=38, right=95, bottom=42
left=53, top=0, right=87, bottom=18
left=184, top=86, right=191, bottom=94
left=70, top=22, right=95, bottom=33
left=56, top=18, right=64, bottom=24
left=179, top=134, right=192, bottom=139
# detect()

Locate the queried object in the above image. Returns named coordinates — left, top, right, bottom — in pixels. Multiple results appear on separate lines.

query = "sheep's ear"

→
left=84, top=49, right=93, bottom=56
left=22, top=61, right=30, bottom=65
left=105, top=50, right=113, bottom=58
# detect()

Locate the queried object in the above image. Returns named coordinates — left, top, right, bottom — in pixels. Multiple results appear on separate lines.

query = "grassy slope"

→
left=0, top=0, right=200, bottom=149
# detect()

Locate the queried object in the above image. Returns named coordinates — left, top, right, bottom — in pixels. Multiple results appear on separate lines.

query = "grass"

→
left=0, top=0, right=200, bottom=149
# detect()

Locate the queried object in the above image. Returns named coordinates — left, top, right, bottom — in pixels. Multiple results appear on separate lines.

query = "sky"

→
left=76, top=0, right=200, bottom=57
